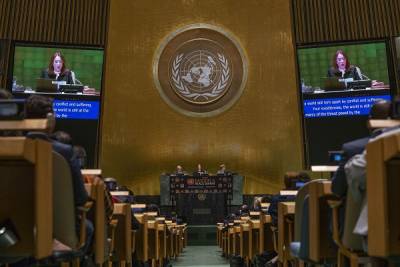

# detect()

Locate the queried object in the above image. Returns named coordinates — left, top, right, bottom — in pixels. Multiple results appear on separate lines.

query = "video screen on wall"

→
left=297, top=40, right=393, bottom=166
left=8, top=43, right=105, bottom=167
left=11, top=44, right=103, bottom=95
left=10, top=43, right=104, bottom=121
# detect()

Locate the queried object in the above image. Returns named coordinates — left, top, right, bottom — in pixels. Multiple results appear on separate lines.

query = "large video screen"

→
left=298, top=41, right=393, bottom=166
left=9, top=43, right=104, bottom=168
left=11, top=44, right=103, bottom=94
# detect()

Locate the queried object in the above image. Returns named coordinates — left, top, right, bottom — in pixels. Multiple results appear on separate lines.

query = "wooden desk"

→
left=278, top=202, right=295, bottom=266
left=112, top=203, right=132, bottom=265
left=0, top=138, right=53, bottom=260
left=308, top=180, right=335, bottom=262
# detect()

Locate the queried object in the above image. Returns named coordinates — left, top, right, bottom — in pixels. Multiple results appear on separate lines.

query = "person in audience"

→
left=104, top=177, right=118, bottom=192
left=331, top=99, right=392, bottom=198
left=283, top=171, right=310, bottom=190
left=51, top=131, right=88, bottom=170
left=41, top=51, right=74, bottom=84
left=239, top=204, right=249, bottom=216
left=82, top=173, right=114, bottom=226
left=146, top=204, right=160, bottom=215
left=327, top=49, right=363, bottom=81
left=24, top=95, right=93, bottom=254
left=331, top=99, right=393, bottom=248
left=24, top=98, right=89, bottom=206
left=51, top=130, right=73, bottom=145
left=73, top=145, right=87, bottom=169
left=267, top=171, right=305, bottom=225
left=0, top=88, right=12, bottom=99
left=253, top=196, right=263, bottom=211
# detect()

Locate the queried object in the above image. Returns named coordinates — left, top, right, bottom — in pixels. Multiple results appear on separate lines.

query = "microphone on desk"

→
left=355, top=66, right=370, bottom=80
left=71, top=71, right=83, bottom=85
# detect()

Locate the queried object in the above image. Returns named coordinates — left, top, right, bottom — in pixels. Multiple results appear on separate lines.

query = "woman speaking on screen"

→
left=327, top=49, right=363, bottom=80
left=41, top=51, right=74, bottom=84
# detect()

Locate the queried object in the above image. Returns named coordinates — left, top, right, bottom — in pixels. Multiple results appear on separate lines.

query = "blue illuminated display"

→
left=303, top=95, right=391, bottom=118
left=53, top=100, right=100, bottom=120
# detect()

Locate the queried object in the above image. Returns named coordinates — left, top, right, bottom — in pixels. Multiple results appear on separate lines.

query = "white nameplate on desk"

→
left=311, top=165, right=338, bottom=172
left=81, top=169, right=102, bottom=175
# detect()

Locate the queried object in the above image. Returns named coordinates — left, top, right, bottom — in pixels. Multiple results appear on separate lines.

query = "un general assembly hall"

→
left=1, top=0, right=400, bottom=266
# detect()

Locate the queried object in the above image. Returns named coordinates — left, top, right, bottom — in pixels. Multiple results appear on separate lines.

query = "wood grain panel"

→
left=0, top=0, right=107, bottom=45
left=293, top=0, right=400, bottom=44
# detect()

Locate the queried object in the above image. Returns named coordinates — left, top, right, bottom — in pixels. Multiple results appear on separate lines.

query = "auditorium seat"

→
left=111, top=203, right=132, bottom=266
left=289, top=180, right=310, bottom=262
left=52, top=151, right=93, bottom=265
left=289, top=180, right=336, bottom=265
left=367, top=132, right=400, bottom=261
left=84, top=179, right=108, bottom=265
left=155, top=217, right=167, bottom=266
left=308, top=180, right=336, bottom=263
left=277, top=201, right=295, bottom=266
left=239, top=217, right=252, bottom=265
left=134, top=213, right=149, bottom=262
left=329, top=186, right=371, bottom=267
left=0, top=137, right=53, bottom=263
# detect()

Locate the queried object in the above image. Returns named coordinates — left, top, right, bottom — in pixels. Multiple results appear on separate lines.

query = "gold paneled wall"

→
left=101, top=0, right=303, bottom=195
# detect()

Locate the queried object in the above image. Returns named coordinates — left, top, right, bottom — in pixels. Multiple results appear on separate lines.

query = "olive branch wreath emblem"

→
left=171, top=53, right=230, bottom=101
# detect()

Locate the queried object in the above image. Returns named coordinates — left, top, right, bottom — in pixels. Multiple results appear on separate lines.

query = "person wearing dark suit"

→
left=24, top=95, right=93, bottom=255
left=41, top=51, right=74, bottom=84
left=332, top=99, right=392, bottom=197
left=193, top=163, right=207, bottom=176
left=331, top=100, right=392, bottom=242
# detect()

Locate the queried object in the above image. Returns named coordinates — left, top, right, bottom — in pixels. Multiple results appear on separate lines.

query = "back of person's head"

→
left=253, top=196, right=262, bottom=211
left=369, top=99, right=391, bottom=119
left=240, top=204, right=249, bottom=215
left=104, top=177, right=118, bottom=191
left=0, top=89, right=12, bottom=99
left=51, top=130, right=72, bottom=144
left=25, top=95, right=53, bottom=119
left=24, top=95, right=56, bottom=133
left=73, top=145, right=87, bottom=169
left=146, top=204, right=160, bottom=214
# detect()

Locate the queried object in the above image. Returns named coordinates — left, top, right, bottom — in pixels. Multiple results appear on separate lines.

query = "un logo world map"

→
left=153, top=24, right=247, bottom=117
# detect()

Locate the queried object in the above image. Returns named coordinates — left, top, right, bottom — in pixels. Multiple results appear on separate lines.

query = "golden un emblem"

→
left=153, top=24, right=248, bottom=117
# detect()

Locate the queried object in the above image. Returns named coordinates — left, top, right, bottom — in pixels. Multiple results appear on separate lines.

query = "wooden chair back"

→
left=52, top=151, right=79, bottom=249
left=367, top=132, right=400, bottom=257
left=134, top=213, right=149, bottom=261
left=277, top=202, right=295, bottom=264
left=0, top=137, right=52, bottom=260
left=308, top=180, right=337, bottom=262
left=112, top=203, right=132, bottom=264
left=85, top=180, right=107, bottom=264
